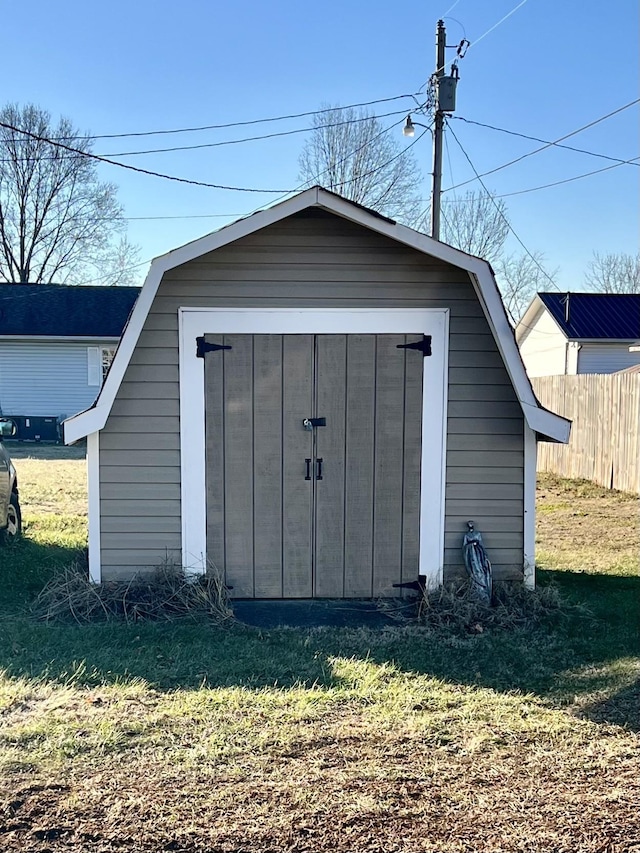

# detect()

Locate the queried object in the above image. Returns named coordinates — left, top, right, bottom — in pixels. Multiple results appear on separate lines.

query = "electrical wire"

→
left=441, top=0, right=461, bottom=17
left=450, top=115, right=640, bottom=168
left=0, top=113, right=415, bottom=291
left=419, top=0, right=529, bottom=89
left=0, top=109, right=410, bottom=161
left=235, top=115, right=411, bottom=217
left=470, top=0, right=529, bottom=50
left=61, top=115, right=419, bottom=285
left=437, top=152, right=640, bottom=204
left=482, top=156, right=640, bottom=198
left=444, top=99, right=640, bottom=192
left=445, top=119, right=560, bottom=295
left=0, top=119, right=293, bottom=193
left=20, top=94, right=422, bottom=142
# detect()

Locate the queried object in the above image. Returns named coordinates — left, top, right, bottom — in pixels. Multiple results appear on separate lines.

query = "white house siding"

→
left=97, top=210, right=525, bottom=585
left=577, top=343, right=640, bottom=374
left=517, top=309, right=567, bottom=377
left=0, top=341, right=113, bottom=418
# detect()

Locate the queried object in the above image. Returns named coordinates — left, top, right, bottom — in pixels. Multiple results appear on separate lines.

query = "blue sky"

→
left=4, top=0, right=639, bottom=290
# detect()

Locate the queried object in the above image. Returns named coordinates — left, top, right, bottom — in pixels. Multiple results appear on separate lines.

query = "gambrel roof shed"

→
left=65, top=187, right=569, bottom=595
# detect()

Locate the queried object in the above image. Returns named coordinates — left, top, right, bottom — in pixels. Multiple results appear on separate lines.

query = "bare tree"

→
left=440, top=190, right=509, bottom=263
left=495, top=251, right=557, bottom=324
left=298, top=106, right=423, bottom=224
left=0, top=103, right=138, bottom=285
left=585, top=251, right=640, bottom=293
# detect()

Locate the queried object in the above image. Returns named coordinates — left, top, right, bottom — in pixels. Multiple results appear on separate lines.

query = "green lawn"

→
left=0, top=453, right=638, bottom=851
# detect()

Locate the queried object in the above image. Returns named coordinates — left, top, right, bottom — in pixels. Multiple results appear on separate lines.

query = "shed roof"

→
left=63, top=187, right=570, bottom=444
left=537, top=292, right=640, bottom=340
left=0, top=284, right=140, bottom=338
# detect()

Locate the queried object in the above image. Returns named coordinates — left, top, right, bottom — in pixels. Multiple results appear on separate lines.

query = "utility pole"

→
left=431, top=19, right=446, bottom=240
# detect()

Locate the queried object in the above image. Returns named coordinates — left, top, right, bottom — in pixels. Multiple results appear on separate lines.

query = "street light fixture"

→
left=402, top=115, right=415, bottom=138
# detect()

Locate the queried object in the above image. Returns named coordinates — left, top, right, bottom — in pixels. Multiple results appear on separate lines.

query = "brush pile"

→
left=32, top=561, right=233, bottom=624
left=415, top=580, right=589, bottom=633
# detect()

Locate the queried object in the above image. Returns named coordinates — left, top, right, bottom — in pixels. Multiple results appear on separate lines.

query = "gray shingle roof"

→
left=0, top=284, right=140, bottom=337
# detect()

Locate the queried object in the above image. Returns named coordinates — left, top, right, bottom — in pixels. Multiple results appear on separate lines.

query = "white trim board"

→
left=523, top=424, right=537, bottom=589
left=179, top=308, right=449, bottom=588
left=63, top=187, right=569, bottom=445
left=87, top=432, right=101, bottom=584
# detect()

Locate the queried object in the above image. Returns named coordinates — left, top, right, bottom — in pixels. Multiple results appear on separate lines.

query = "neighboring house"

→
left=0, top=284, right=140, bottom=431
left=516, top=292, right=640, bottom=377
left=64, top=187, right=569, bottom=595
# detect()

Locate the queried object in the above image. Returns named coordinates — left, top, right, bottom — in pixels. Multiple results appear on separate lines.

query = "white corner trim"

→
left=523, top=424, right=537, bottom=589
left=467, top=271, right=570, bottom=443
left=63, top=186, right=569, bottom=445
left=178, top=307, right=449, bottom=587
left=87, top=432, right=101, bottom=584
left=179, top=310, right=207, bottom=576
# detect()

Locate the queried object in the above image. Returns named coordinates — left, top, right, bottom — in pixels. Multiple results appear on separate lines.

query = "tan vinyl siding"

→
left=99, top=209, right=523, bottom=582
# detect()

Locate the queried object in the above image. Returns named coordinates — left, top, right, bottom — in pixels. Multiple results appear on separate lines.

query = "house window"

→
left=88, top=346, right=116, bottom=387
left=101, top=347, right=115, bottom=384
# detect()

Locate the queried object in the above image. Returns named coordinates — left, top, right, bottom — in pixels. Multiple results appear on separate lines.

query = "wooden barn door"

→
left=203, top=333, right=424, bottom=598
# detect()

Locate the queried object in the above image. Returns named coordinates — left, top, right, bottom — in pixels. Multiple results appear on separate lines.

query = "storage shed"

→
left=64, top=188, right=570, bottom=596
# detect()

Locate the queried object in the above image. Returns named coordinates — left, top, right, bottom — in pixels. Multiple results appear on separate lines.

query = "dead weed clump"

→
left=416, top=580, right=590, bottom=634
left=32, top=562, right=233, bottom=625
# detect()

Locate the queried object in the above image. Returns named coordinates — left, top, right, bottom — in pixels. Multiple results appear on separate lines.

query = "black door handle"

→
left=316, top=458, right=323, bottom=481
left=305, top=458, right=312, bottom=480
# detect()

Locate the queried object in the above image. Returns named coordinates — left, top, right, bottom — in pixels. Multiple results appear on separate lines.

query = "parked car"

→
left=0, top=419, right=21, bottom=541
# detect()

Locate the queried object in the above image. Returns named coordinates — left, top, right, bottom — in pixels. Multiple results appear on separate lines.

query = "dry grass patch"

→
left=0, top=661, right=639, bottom=851
left=536, top=472, right=639, bottom=575
left=11, top=446, right=87, bottom=519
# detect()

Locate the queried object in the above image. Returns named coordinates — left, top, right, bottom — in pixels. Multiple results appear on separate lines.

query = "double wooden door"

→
left=203, top=334, right=424, bottom=598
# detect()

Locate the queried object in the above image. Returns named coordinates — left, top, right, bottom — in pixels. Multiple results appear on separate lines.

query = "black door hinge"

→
left=196, top=337, right=232, bottom=358
left=396, top=335, right=432, bottom=357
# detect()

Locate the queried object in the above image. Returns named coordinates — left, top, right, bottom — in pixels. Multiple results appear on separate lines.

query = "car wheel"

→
left=3, top=492, right=22, bottom=542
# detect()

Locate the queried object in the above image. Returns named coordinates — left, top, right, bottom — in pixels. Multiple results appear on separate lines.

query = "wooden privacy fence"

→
left=533, top=374, right=640, bottom=494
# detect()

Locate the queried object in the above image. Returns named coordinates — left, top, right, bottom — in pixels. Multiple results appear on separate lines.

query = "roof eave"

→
left=63, top=188, right=571, bottom=445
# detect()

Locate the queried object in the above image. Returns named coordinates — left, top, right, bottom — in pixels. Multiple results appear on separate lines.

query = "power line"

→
left=124, top=213, right=245, bottom=221
left=471, top=0, right=529, bottom=49
left=444, top=99, right=640, bottom=192
left=436, top=153, right=640, bottom=204
left=0, top=114, right=416, bottom=288
left=28, top=94, right=422, bottom=142
left=0, top=119, right=292, bottom=193
left=237, top=115, right=411, bottom=216
left=483, top=156, right=640, bottom=198
left=420, top=0, right=529, bottom=88
left=450, top=115, right=640, bottom=168
left=0, top=109, right=410, bottom=161
left=445, top=120, right=559, bottom=294
left=0, top=110, right=416, bottom=197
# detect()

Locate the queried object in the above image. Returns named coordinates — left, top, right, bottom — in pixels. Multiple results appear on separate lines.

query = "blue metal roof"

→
left=0, top=284, right=139, bottom=338
left=538, top=292, right=640, bottom=339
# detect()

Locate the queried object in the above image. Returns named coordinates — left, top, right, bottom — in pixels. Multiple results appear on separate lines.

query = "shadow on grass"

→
left=0, top=532, right=85, bottom=613
left=580, top=677, right=640, bottom=730
left=0, top=558, right=638, bottom=731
